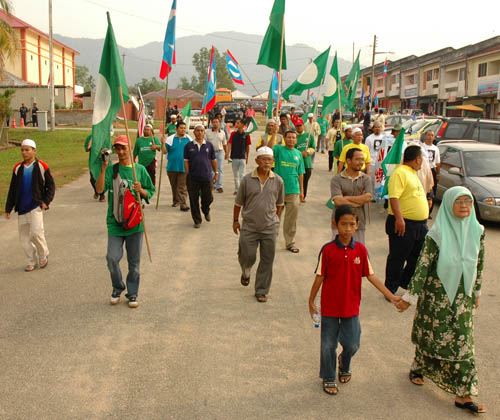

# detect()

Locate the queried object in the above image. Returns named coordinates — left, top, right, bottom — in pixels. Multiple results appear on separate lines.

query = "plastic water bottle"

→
left=313, top=296, right=321, bottom=328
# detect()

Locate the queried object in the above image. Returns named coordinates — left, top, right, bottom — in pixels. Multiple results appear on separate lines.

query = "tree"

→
left=0, top=89, right=15, bottom=145
left=0, top=0, right=20, bottom=77
left=132, top=77, right=163, bottom=95
left=177, top=47, right=235, bottom=94
left=74, top=64, right=95, bottom=92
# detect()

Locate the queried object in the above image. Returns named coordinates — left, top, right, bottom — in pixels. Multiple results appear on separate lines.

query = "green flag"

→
left=282, top=46, right=330, bottom=101
left=267, top=85, right=273, bottom=119
left=392, top=104, right=398, bottom=113
left=246, top=116, right=259, bottom=135
left=381, top=128, right=406, bottom=197
left=257, top=0, right=287, bottom=71
left=344, top=51, right=360, bottom=112
left=90, top=12, right=129, bottom=179
left=181, top=101, right=192, bottom=128
left=322, top=52, right=347, bottom=116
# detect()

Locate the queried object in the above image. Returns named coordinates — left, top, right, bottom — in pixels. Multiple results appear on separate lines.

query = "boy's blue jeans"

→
left=106, top=232, right=143, bottom=297
left=320, top=315, right=361, bottom=381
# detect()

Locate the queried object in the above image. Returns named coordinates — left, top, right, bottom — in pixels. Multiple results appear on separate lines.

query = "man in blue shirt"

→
left=184, top=124, right=218, bottom=228
left=162, top=121, right=192, bottom=211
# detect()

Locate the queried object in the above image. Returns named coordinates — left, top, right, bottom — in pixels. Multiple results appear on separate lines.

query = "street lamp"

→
left=370, top=35, right=395, bottom=111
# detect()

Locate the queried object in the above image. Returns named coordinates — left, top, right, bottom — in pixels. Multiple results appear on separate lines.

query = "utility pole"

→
left=49, top=0, right=55, bottom=130
left=370, top=35, right=377, bottom=112
left=352, top=42, right=355, bottom=64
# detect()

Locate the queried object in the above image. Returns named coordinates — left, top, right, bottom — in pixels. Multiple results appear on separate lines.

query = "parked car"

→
left=250, top=101, right=267, bottom=114
left=384, top=114, right=412, bottom=130
left=405, top=118, right=443, bottom=141
left=213, top=102, right=244, bottom=125
left=436, top=140, right=500, bottom=222
left=189, top=109, right=208, bottom=129
left=435, top=117, right=500, bottom=144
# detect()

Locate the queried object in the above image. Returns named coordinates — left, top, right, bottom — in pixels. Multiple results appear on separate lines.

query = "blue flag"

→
left=159, top=0, right=176, bottom=79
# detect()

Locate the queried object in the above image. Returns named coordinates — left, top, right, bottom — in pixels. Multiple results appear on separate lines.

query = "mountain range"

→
left=56, top=31, right=359, bottom=98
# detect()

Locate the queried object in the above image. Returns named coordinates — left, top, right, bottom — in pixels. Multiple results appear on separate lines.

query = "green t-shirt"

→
left=167, top=123, right=177, bottom=136
left=133, top=136, right=161, bottom=166
left=317, top=117, right=328, bottom=135
left=84, top=134, right=92, bottom=166
left=273, top=145, right=305, bottom=195
left=295, top=132, right=316, bottom=169
left=104, top=163, right=156, bottom=237
left=333, top=138, right=353, bottom=158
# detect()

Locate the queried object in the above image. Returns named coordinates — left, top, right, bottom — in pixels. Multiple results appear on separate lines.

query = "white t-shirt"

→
left=365, top=133, right=385, bottom=164
left=422, top=143, right=440, bottom=169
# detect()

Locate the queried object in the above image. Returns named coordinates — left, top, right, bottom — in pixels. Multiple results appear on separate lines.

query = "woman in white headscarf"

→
left=398, top=186, right=486, bottom=414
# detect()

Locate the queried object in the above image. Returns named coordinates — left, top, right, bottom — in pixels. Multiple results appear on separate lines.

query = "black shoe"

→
left=194, top=223, right=201, bottom=229
left=205, top=213, right=211, bottom=222
left=180, top=206, right=190, bottom=212
left=172, top=203, right=178, bottom=207
left=217, top=188, right=223, bottom=193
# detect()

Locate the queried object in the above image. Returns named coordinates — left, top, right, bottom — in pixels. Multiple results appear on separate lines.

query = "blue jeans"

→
left=215, top=150, right=225, bottom=189
left=231, top=159, right=246, bottom=192
left=320, top=315, right=361, bottom=381
left=106, top=232, right=143, bottom=297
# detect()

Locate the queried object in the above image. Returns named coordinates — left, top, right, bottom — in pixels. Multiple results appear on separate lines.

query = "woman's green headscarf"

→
left=427, top=186, right=484, bottom=304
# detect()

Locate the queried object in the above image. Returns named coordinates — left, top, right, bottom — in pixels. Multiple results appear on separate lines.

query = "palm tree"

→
left=0, top=0, right=19, bottom=77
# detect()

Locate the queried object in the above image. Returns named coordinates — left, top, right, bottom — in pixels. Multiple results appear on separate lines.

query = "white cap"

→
left=21, top=139, right=36, bottom=149
left=266, top=119, right=275, bottom=124
left=344, top=125, right=352, bottom=131
left=308, top=113, right=314, bottom=118
left=256, top=146, right=274, bottom=157
left=194, top=123, right=205, bottom=129
left=352, top=127, right=362, bottom=135
left=145, top=123, right=153, bottom=128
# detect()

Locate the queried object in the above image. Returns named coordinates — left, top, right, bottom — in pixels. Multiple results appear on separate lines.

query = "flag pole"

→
left=276, top=14, right=285, bottom=112
left=156, top=73, right=169, bottom=210
left=238, top=64, right=261, bottom=97
left=119, top=86, right=153, bottom=263
left=305, top=77, right=325, bottom=144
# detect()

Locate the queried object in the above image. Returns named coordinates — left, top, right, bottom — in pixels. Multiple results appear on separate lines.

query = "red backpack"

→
left=112, top=164, right=143, bottom=230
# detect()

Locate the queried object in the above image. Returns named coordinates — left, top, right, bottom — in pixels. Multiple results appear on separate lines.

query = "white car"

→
left=189, top=110, right=208, bottom=129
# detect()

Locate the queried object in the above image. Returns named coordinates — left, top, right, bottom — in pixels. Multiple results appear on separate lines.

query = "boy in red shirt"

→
left=308, top=205, right=400, bottom=395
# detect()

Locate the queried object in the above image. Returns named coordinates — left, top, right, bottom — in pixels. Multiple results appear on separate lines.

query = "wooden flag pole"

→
left=156, top=73, right=169, bottom=210
left=305, top=78, right=325, bottom=144
left=276, top=15, right=285, bottom=112
left=119, top=86, right=153, bottom=263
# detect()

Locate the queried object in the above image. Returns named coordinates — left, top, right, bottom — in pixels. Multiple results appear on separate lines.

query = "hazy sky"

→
left=10, top=0, right=500, bottom=65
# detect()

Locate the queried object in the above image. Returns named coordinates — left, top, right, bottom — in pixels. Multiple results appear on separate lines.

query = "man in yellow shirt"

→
left=337, top=127, right=371, bottom=175
left=384, top=145, right=429, bottom=294
left=256, top=120, right=283, bottom=150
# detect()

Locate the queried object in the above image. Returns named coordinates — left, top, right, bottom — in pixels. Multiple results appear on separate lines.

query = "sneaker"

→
left=205, top=213, right=211, bottom=222
left=110, top=290, right=121, bottom=305
left=194, top=223, right=201, bottom=229
left=128, top=296, right=139, bottom=308
left=217, top=188, right=224, bottom=193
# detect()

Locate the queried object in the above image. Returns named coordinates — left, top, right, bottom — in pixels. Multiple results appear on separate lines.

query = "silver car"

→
left=437, top=141, right=500, bottom=222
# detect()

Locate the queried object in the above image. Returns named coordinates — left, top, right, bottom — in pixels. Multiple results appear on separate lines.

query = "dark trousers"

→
left=90, top=172, right=105, bottom=200
left=429, top=168, right=438, bottom=216
left=384, top=215, right=428, bottom=294
left=145, top=160, right=156, bottom=186
left=303, top=168, right=312, bottom=199
left=328, top=151, right=334, bottom=171
left=187, top=176, right=213, bottom=224
left=32, top=115, right=38, bottom=127
left=320, top=316, right=361, bottom=381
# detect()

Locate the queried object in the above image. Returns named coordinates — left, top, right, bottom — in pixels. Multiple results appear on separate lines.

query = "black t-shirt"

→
left=229, top=131, right=251, bottom=159
left=363, top=111, right=371, bottom=126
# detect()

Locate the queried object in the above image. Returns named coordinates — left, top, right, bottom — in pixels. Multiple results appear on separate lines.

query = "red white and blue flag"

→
left=159, top=0, right=176, bottom=79
left=202, top=46, right=216, bottom=115
left=226, top=50, right=244, bottom=85
left=383, top=58, right=388, bottom=78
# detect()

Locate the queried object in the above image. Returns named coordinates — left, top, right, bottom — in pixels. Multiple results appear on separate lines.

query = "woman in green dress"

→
left=398, top=186, right=486, bottom=414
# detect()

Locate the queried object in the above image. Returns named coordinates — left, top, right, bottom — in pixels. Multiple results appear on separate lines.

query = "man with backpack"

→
left=96, top=135, right=155, bottom=308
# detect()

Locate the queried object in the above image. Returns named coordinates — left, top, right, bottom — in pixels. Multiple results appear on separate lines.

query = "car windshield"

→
left=192, top=110, right=201, bottom=116
left=403, top=119, right=418, bottom=129
left=464, top=151, right=500, bottom=177
left=410, top=119, right=432, bottom=132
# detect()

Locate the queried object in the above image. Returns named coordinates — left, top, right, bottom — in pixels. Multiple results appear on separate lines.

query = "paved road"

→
left=1, top=144, right=499, bottom=420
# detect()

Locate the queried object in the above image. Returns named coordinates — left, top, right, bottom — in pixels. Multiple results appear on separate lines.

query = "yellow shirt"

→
left=338, top=143, right=372, bottom=171
left=388, top=164, right=429, bottom=221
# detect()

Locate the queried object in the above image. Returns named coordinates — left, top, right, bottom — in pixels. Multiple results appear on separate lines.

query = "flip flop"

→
left=409, top=370, right=424, bottom=386
left=287, top=246, right=300, bottom=253
left=39, top=257, right=48, bottom=269
left=338, top=354, right=352, bottom=383
left=25, top=265, right=36, bottom=272
left=256, top=295, right=267, bottom=303
left=322, top=381, right=338, bottom=396
left=240, top=275, right=250, bottom=286
left=455, top=401, right=486, bottom=414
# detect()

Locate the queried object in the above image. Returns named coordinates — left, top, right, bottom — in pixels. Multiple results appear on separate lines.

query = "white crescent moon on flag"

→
left=92, top=73, right=112, bottom=125
left=324, top=75, right=337, bottom=97
left=229, top=68, right=241, bottom=78
left=297, top=63, right=318, bottom=85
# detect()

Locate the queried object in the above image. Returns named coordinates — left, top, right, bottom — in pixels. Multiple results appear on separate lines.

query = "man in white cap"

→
left=304, top=113, right=321, bottom=148
left=337, top=127, right=372, bottom=175
left=133, top=123, right=161, bottom=185
left=167, top=114, right=178, bottom=136
left=5, top=139, right=55, bottom=272
left=233, top=146, right=284, bottom=303
left=255, top=119, right=283, bottom=150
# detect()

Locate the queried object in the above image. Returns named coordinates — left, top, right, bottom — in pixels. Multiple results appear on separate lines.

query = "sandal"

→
left=322, top=381, right=338, bottom=395
left=338, top=354, right=352, bottom=383
left=39, top=257, right=48, bottom=269
left=409, top=370, right=424, bottom=386
left=287, top=246, right=300, bottom=253
left=240, top=275, right=250, bottom=286
left=455, top=401, right=486, bottom=414
left=256, top=295, right=267, bottom=303
left=25, top=265, right=36, bottom=272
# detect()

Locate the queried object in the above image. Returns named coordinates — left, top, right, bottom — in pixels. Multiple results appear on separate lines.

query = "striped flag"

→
left=137, top=87, right=145, bottom=137
left=383, top=58, right=388, bottom=78
left=159, top=0, right=176, bottom=79
left=226, top=50, right=244, bottom=85
left=202, top=46, right=216, bottom=115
